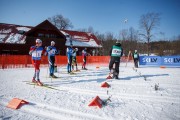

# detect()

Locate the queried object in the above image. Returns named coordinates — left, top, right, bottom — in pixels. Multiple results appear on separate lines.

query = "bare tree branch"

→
left=48, top=14, right=73, bottom=30
left=139, top=12, right=161, bottom=55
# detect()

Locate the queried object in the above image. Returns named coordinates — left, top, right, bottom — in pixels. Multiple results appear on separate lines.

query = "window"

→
left=38, top=33, right=44, bottom=37
left=50, top=34, right=57, bottom=38
left=18, top=30, right=25, bottom=34
left=45, top=34, right=49, bottom=38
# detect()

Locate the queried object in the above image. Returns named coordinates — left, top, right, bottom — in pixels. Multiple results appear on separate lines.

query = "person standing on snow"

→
left=82, top=48, right=88, bottom=70
left=108, top=41, right=123, bottom=79
left=132, top=50, right=139, bottom=68
left=29, top=39, right=46, bottom=86
left=67, top=44, right=73, bottom=73
left=72, top=48, right=79, bottom=71
left=47, top=41, right=57, bottom=78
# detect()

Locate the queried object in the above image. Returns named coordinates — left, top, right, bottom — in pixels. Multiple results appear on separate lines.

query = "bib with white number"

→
left=48, top=46, right=57, bottom=56
left=31, top=47, right=44, bottom=60
left=111, top=46, right=122, bottom=57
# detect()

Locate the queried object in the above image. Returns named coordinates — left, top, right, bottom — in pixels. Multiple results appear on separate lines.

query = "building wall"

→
left=0, top=43, right=28, bottom=55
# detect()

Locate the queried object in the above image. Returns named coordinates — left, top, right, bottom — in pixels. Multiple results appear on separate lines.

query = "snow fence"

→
left=0, top=55, right=132, bottom=69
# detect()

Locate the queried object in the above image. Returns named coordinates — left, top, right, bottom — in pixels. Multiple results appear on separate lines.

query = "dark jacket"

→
left=109, top=43, right=123, bottom=62
left=132, top=52, right=139, bottom=60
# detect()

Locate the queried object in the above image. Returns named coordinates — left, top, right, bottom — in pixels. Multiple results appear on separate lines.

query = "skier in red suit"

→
left=29, top=39, right=46, bottom=86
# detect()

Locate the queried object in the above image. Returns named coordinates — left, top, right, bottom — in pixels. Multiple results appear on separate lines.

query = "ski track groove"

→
left=44, top=68, right=180, bottom=104
left=0, top=98, right=105, bottom=120
left=54, top=86, right=180, bottom=104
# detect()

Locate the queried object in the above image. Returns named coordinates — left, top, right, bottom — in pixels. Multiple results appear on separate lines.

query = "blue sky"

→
left=0, top=0, right=180, bottom=40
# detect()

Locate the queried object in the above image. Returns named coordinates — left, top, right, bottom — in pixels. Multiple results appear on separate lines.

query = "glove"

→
left=31, top=47, right=36, bottom=51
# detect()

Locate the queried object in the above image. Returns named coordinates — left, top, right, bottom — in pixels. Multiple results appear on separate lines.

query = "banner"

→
left=161, top=56, right=180, bottom=66
left=139, top=56, right=180, bottom=66
left=139, top=56, right=161, bottom=66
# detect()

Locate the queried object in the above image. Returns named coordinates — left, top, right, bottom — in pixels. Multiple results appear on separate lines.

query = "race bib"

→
left=112, top=49, right=121, bottom=57
left=49, top=49, right=56, bottom=54
left=32, top=50, right=42, bottom=58
left=134, top=54, right=138, bottom=58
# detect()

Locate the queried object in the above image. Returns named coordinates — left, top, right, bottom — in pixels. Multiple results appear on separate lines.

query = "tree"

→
left=139, top=12, right=161, bottom=55
left=48, top=14, right=73, bottom=29
left=77, top=26, right=95, bottom=34
left=98, top=32, right=116, bottom=55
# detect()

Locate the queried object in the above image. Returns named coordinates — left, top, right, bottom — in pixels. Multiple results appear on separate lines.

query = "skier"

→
left=67, top=44, right=73, bottom=73
left=29, top=39, right=46, bottom=86
left=108, top=41, right=123, bottom=79
left=82, top=48, right=88, bottom=70
left=132, top=50, right=139, bottom=68
left=72, top=48, right=79, bottom=71
left=47, top=41, right=57, bottom=78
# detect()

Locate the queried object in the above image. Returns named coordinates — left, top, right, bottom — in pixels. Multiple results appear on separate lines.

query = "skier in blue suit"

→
left=47, top=41, right=57, bottom=78
left=67, top=44, right=73, bottom=73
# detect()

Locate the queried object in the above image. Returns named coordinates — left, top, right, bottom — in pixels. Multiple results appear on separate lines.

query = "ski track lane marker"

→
left=0, top=97, right=105, bottom=120
left=55, top=86, right=180, bottom=104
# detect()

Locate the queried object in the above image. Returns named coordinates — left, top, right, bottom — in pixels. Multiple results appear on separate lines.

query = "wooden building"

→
left=0, top=20, right=101, bottom=55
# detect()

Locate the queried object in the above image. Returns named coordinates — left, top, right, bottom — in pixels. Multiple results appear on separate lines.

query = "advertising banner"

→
left=161, top=56, right=180, bottom=66
left=139, top=56, right=180, bottom=66
left=139, top=56, right=161, bottom=66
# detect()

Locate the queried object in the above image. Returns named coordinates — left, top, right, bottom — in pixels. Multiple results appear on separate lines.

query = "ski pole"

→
left=46, top=66, right=48, bottom=81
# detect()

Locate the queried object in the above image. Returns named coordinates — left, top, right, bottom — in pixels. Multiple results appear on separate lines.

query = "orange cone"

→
left=88, top=96, right=103, bottom=108
left=7, top=98, right=29, bottom=109
left=96, top=66, right=100, bottom=69
left=160, top=66, right=166, bottom=68
left=101, top=82, right=110, bottom=88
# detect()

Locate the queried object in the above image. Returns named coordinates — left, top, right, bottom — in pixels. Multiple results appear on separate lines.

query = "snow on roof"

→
left=0, top=34, right=7, bottom=43
left=61, top=30, right=102, bottom=48
left=16, top=27, right=31, bottom=32
left=0, top=23, right=32, bottom=44
left=60, top=30, right=69, bottom=36
left=65, top=38, right=101, bottom=47
left=6, top=33, right=26, bottom=44
left=0, top=29, right=12, bottom=33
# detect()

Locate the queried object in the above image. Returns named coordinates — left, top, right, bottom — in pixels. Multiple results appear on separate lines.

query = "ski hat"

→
left=75, top=48, right=78, bottom=51
left=116, top=40, right=121, bottom=46
left=51, top=41, right=55, bottom=45
left=116, top=40, right=121, bottom=44
left=36, top=39, right=42, bottom=43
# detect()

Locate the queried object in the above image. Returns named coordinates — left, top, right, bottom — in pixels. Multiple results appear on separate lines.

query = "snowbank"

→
left=0, top=63, right=180, bottom=120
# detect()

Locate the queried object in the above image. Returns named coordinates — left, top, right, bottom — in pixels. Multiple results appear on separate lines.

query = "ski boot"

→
left=37, top=80, right=43, bottom=86
left=112, top=70, right=119, bottom=79
left=52, top=74, right=58, bottom=78
left=32, top=78, right=37, bottom=83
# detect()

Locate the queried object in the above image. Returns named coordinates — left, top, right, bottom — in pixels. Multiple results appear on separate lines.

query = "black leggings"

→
left=109, top=58, right=120, bottom=74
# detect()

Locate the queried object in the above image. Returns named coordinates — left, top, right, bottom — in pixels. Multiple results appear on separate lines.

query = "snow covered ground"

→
left=0, top=63, right=180, bottom=120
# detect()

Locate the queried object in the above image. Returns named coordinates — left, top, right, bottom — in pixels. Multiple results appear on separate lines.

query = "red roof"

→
left=0, top=23, right=32, bottom=43
left=61, top=30, right=101, bottom=45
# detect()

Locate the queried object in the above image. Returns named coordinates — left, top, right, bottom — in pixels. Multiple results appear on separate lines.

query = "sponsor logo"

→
left=164, top=58, right=180, bottom=63
left=142, top=58, right=158, bottom=63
